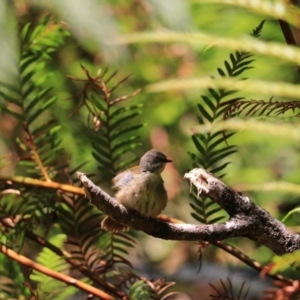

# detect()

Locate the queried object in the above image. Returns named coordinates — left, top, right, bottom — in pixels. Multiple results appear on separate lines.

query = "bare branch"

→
left=77, top=170, right=300, bottom=255
left=0, top=244, right=114, bottom=300
left=0, top=175, right=84, bottom=195
left=212, top=241, right=292, bottom=284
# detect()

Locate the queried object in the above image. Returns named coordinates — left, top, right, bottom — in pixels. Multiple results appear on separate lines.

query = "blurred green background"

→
left=1, top=0, right=300, bottom=299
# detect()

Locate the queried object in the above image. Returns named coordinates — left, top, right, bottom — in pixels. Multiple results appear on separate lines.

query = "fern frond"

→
left=56, top=194, right=104, bottom=271
left=57, top=192, right=138, bottom=298
left=224, top=98, right=300, bottom=119
left=268, top=250, right=300, bottom=273
left=189, top=21, right=265, bottom=225
left=0, top=251, right=29, bottom=298
left=209, top=278, right=256, bottom=300
left=0, top=19, right=70, bottom=250
left=30, top=234, right=79, bottom=300
left=68, top=66, right=144, bottom=285
left=118, top=22, right=300, bottom=66
left=100, top=232, right=136, bottom=271
left=190, top=199, right=224, bottom=224
left=70, top=66, right=143, bottom=179
left=0, top=18, right=69, bottom=181
left=129, top=277, right=176, bottom=300
left=0, top=189, right=56, bottom=248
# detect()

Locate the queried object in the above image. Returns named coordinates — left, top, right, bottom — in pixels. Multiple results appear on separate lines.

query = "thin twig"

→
left=0, top=175, right=84, bottom=195
left=0, top=244, right=115, bottom=300
left=77, top=170, right=300, bottom=255
left=278, top=19, right=300, bottom=79
left=211, top=241, right=293, bottom=284
left=23, top=123, right=51, bottom=182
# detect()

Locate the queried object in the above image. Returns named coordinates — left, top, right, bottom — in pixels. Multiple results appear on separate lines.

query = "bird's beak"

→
left=165, top=158, right=172, bottom=163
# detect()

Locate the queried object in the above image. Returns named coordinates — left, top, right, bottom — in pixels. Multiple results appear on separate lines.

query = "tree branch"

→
left=0, top=175, right=84, bottom=195
left=77, top=169, right=300, bottom=255
left=211, top=241, right=293, bottom=284
left=0, top=244, right=114, bottom=300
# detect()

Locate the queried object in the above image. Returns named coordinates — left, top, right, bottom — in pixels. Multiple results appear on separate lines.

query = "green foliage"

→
left=129, top=278, right=176, bottom=300
left=130, top=280, right=154, bottom=300
left=188, top=21, right=265, bottom=225
left=0, top=251, right=29, bottom=299
left=1, top=1, right=300, bottom=299
left=282, top=207, right=300, bottom=223
left=0, top=16, right=173, bottom=298
left=224, top=98, right=300, bottom=120
left=270, top=250, right=300, bottom=273
left=30, top=234, right=79, bottom=300
left=209, top=278, right=256, bottom=300
left=56, top=194, right=104, bottom=272
left=66, top=66, right=150, bottom=295
left=69, top=66, right=143, bottom=180
left=0, top=17, right=69, bottom=180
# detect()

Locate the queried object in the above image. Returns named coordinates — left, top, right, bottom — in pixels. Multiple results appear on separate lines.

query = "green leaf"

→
left=224, top=61, right=232, bottom=76
left=110, top=104, right=143, bottom=119
left=0, top=106, right=22, bottom=120
left=0, top=91, right=21, bottom=107
left=204, top=199, right=217, bottom=210
left=113, top=238, right=135, bottom=248
left=207, top=132, right=235, bottom=152
left=113, top=144, right=142, bottom=161
left=112, top=136, right=141, bottom=153
left=208, top=148, right=237, bottom=165
left=282, top=207, right=300, bottom=222
left=113, top=246, right=129, bottom=255
left=20, top=53, right=42, bottom=74
left=111, top=124, right=144, bottom=141
left=187, top=152, right=203, bottom=166
left=230, top=53, right=236, bottom=65
left=210, top=162, right=231, bottom=174
left=201, top=95, right=215, bottom=112
left=20, top=22, right=31, bottom=44
left=92, top=152, right=113, bottom=168
left=197, top=103, right=213, bottom=122
left=190, top=212, right=206, bottom=224
left=21, top=70, right=35, bottom=85
left=91, top=141, right=110, bottom=159
left=206, top=207, right=223, bottom=218
left=116, top=156, right=138, bottom=171
left=235, top=60, right=255, bottom=69
left=110, top=112, right=141, bottom=131
left=24, top=95, right=42, bottom=114
left=129, top=280, right=152, bottom=299
left=191, top=135, right=206, bottom=155
left=208, top=216, right=225, bottom=224
left=217, top=68, right=226, bottom=77
left=232, top=67, right=253, bottom=77
left=190, top=204, right=204, bottom=216
left=0, top=80, right=20, bottom=95
left=208, top=87, right=220, bottom=102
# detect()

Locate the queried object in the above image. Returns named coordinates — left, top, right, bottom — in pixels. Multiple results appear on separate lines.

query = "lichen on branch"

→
left=77, top=169, right=300, bottom=255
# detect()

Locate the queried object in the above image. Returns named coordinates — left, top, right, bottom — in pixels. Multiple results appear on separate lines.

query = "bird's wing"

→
left=112, top=167, right=139, bottom=191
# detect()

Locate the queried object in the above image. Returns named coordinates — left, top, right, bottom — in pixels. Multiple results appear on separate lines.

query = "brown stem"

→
left=77, top=170, right=300, bottom=255
left=0, top=175, right=84, bottom=195
left=0, top=244, right=115, bottom=300
left=211, top=241, right=293, bottom=284
left=24, top=230, right=126, bottom=298
left=23, top=123, right=51, bottom=182
left=278, top=19, right=300, bottom=79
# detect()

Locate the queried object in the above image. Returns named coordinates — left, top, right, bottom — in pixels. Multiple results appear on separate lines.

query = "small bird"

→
left=101, top=149, right=172, bottom=232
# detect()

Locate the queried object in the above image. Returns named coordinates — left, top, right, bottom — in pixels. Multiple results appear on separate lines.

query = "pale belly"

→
left=115, top=172, right=167, bottom=217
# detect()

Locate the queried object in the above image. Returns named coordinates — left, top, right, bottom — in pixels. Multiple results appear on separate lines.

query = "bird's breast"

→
left=115, top=171, right=167, bottom=217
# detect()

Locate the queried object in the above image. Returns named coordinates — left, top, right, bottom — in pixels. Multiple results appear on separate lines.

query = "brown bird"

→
left=101, top=149, right=172, bottom=232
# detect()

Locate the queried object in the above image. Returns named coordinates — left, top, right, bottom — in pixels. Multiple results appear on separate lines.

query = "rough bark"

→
left=77, top=169, right=300, bottom=255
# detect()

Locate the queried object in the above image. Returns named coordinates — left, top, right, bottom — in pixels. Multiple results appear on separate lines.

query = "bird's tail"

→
left=101, top=216, right=130, bottom=233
